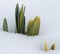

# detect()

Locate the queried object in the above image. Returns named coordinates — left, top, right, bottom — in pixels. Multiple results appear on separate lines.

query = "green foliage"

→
left=27, top=19, right=33, bottom=33
left=2, top=4, right=40, bottom=36
left=27, top=16, right=40, bottom=36
left=15, top=3, right=19, bottom=33
left=3, top=18, right=8, bottom=31
left=22, top=16, right=25, bottom=34
left=1, top=3, right=40, bottom=36
left=19, top=5, right=25, bottom=33
left=15, top=3, right=40, bottom=35
left=15, top=4, right=25, bottom=34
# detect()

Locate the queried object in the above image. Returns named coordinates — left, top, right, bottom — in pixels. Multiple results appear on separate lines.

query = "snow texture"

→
left=0, top=0, right=60, bottom=54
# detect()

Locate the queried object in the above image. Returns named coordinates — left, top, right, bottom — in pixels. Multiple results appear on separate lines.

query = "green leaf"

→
left=3, top=18, right=8, bottom=31
left=27, top=19, right=33, bottom=34
left=27, top=16, right=40, bottom=36
left=19, top=5, right=25, bottom=33
left=22, top=16, right=25, bottom=34
left=15, top=3, right=19, bottom=33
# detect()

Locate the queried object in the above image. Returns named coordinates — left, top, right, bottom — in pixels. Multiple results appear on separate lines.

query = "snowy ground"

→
left=0, top=0, right=60, bottom=54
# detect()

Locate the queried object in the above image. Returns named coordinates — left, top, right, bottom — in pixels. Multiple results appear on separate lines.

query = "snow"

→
left=0, top=0, right=60, bottom=54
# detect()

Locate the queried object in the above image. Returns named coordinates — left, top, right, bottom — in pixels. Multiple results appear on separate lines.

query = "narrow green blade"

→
left=27, top=19, right=33, bottom=34
left=3, top=18, right=8, bottom=31
left=15, top=3, right=19, bottom=32
left=19, top=5, right=25, bottom=33
left=22, top=16, right=25, bottom=34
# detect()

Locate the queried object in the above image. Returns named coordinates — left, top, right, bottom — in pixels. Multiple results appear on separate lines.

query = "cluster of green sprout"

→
left=3, top=3, right=40, bottom=36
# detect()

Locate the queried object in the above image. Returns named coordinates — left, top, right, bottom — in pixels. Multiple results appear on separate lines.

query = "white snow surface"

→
left=0, top=0, right=60, bottom=54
